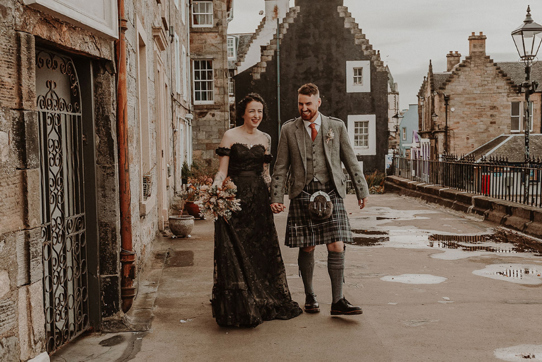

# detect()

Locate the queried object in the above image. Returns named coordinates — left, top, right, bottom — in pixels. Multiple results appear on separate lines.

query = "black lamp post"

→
left=512, top=5, right=542, bottom=203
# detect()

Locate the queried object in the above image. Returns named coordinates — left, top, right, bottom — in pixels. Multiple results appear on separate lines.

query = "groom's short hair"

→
left=298, top=83, right=319, bottom=98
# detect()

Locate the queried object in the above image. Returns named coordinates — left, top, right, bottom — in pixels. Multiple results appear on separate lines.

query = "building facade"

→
left=0, top=0, right=194, bottom=360
left=234, top=0, right=390, bottom=173
left=418, top=32, right=542, bottom=159
left=190, top=0, right=233, bottom=163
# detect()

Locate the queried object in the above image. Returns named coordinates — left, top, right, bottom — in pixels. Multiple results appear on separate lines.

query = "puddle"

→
left=166, top=251, right=194, bottom=267
left=350, top=228, right=541, bottom=260
left=380, top=274, right=447, bottom=284
left=99, top=335, right=125, bottom=347
left=495, top=344, right=542, bottom=361
left=472, top=264, right=542, bottom=285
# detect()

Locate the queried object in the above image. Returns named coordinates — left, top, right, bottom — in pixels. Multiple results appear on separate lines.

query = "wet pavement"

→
left=52, top=193, right=542, bottom=362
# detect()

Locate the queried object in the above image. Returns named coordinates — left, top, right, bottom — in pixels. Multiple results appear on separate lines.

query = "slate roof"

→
left=496, top=62, right=542, bottom=86
left=467, top=134, right=542, bottom=162
left=433, top=73, right=452, bottom=91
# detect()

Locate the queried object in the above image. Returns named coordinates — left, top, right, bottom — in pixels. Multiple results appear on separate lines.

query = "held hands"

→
left=358, top=197, right=367, bottom=210
left=270, top=203, right=286, bottom=214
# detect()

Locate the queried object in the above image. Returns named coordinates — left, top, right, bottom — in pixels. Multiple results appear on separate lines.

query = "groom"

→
left=270, top=83, right=369, bottom=315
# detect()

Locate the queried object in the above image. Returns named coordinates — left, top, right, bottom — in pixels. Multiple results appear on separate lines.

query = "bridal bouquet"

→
left=197, top=177, right=242, bottom=221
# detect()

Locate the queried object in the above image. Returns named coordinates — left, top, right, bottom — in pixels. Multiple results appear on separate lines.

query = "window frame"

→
left=227, top=36, right=237, bottom=60
left=193, top=59, right=214, bottom=105
left=348, top=115, right=376, bottom=156
left=346, top=60, right=370, bottom=93
left=511, top=101, right=534, bottom=132
left=192, top=1, right=214, bottom=28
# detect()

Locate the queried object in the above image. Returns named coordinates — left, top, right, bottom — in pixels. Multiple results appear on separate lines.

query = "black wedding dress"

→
left=212, top=144, right=302, bottom=327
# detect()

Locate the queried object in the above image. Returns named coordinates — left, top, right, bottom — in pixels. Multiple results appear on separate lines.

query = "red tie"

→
left=309, top=123, right=317, bottom=142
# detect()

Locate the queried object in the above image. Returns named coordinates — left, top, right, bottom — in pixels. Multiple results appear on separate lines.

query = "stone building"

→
left=0, top=0, right=193, bottom=360
left=190, top=0, right=233, bottom=162
left=418, top=32, right=542, bottom=159
left=234, top=0, right=391, bottom=173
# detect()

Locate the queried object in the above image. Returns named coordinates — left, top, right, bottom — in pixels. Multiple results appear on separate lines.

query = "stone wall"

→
left=190, top=0, right=231, bottom=162
left=0, top=0, right=119, bottom=359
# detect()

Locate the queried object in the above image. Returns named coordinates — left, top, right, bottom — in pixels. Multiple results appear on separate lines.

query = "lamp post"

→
left=511, top=5, right=542, bottom=204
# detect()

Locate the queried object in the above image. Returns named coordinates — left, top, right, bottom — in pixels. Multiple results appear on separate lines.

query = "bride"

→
left=211, top=93, right=302, bottom=327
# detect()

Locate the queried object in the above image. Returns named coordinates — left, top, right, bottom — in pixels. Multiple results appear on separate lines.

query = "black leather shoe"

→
left=304, top=294, right=320, bottom=314
left=330, top=298, right=363, bottom=315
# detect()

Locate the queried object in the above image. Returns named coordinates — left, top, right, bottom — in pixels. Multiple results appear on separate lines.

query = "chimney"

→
left=265, top=0, right=289, bottom=22
left=446, top=51, right=461, bottom=71
left=468, top=32, right=487, bottom=56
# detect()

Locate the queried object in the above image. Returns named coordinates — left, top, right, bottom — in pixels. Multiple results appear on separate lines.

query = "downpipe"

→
left=116, top=0, right=136, bottom=313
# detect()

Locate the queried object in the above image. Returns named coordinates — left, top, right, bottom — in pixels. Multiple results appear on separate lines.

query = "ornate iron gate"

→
left=36, top=49, right=90, bottom=353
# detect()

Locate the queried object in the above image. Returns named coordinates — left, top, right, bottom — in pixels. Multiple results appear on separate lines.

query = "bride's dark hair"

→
left=237, top=93, right=268, bottom=124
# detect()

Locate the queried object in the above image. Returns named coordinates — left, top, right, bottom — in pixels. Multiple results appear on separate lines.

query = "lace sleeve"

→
left=216, top=147, right=231, bottom=157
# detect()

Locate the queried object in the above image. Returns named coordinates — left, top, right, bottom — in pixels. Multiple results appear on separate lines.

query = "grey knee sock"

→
left=328, top=251, right=345, bottom=304
left=298, top=249, right=315, bottom=297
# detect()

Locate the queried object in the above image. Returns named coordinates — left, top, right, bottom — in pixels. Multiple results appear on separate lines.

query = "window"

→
left=511, top=101, right=534, bottom=132
left=227, top=36, right=236, bottom=60
left=228, top=75, right=234, bottom=97
left=174, top=34, right=181, bottom=94
left=354, top=121, right=369, bottom=148
left=182, top=45, right=188, bottom=101
left=402, top=127, right=407, bottom=141
left=348, top=115, right=376, bottom=155
left=346, top=60, right=370, bottom=93
left=353, top=67, right=363, bottom=86
left=192, top=1, right=213, bottom=27
left=193, top=60, right=214, bottom=103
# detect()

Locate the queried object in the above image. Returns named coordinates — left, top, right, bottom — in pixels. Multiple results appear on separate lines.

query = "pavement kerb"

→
left=385, top=175, right=542, bottom=241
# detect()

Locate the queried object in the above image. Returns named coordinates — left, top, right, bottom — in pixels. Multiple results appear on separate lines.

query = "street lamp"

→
left=512, top=5, right=542, bottom=204
left=511, top=5, right=542, bottom=163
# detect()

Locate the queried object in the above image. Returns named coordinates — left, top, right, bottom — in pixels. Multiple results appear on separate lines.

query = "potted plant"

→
left=168, top=195, right=194, bottom=238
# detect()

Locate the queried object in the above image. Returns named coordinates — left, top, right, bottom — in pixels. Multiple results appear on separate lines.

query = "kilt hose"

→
left=285, top=180, right=353, bottom=248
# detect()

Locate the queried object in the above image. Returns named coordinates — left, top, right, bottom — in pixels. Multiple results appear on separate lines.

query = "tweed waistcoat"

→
left=304, top=126, right=330, bottom=186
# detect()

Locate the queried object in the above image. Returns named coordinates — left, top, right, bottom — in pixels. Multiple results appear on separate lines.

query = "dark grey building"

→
left=234, top=0, right=390, bottom=173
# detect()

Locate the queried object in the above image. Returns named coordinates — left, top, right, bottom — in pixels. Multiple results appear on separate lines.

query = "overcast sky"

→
left=228, top=0, right=538, bottom=110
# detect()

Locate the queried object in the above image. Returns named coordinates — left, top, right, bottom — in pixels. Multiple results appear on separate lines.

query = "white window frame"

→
left=354, top=120, right=369, bottom=148
left=182, top=45, right=188, bottom=101
left=174, top=34, right=181, bottom=95
left=193, top=59, right=214, bottom=104
left=227, top=36, right=237, bottom=60
left=346, top=60, right=370, bottom=93
left=348, top=115, right=376, bottom=156
left=511, top=101, right=534, bottom=132
left=402, top=127, right=407, bottom=141
left=192, top=1, right=213, bottom=28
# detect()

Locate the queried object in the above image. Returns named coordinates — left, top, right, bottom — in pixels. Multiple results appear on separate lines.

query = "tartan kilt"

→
left=285, top=181, right=353, bottom=248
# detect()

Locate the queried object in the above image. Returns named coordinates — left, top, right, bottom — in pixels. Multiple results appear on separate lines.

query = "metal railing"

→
left=393, top=155, right=542, bottom=207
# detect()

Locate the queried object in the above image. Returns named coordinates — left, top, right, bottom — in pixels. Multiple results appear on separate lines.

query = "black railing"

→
left=393, top=155, right=542, bottom=207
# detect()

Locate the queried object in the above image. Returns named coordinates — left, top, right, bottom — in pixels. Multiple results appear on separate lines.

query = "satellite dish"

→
left=259, top=10, right=264, bottom=15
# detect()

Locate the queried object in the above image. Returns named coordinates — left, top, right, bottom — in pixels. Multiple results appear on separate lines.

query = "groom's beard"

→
left=300, top=110, right=317, bottom=121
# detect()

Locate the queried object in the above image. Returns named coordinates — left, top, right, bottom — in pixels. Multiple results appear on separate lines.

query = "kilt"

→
left=285, top=181, right=353, bottom=248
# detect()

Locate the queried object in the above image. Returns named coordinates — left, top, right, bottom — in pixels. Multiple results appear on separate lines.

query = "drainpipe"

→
left=116, top=0, right=136, bottom=313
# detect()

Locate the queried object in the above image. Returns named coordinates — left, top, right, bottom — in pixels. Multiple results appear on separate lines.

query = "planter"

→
left=169, top=215, right=195, bottom=238
left=184, top=201, right=203, bottom=219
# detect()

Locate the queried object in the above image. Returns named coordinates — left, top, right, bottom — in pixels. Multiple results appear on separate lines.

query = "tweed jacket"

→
left=270, top=114, right=369, bottom=203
